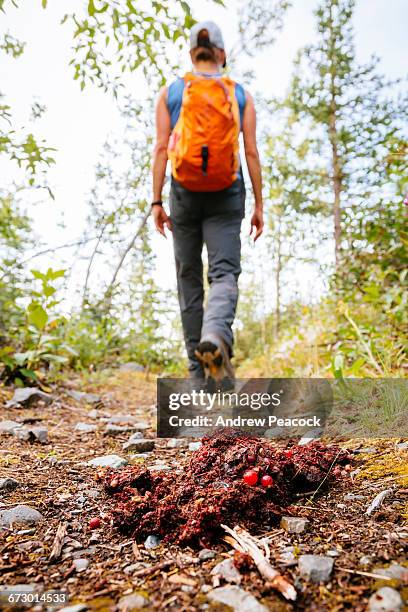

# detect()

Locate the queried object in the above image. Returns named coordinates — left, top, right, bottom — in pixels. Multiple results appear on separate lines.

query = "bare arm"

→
left=152, top=87, right=172, bottom=237
left=242, top=92, right=264, bottom=241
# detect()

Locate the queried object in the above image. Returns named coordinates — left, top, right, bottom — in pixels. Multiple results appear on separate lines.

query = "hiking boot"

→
left=194, top=336, right=235, bottom=390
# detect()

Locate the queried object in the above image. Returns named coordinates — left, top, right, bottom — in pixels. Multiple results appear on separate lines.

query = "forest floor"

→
left=0, top=369, right=407, bottom=611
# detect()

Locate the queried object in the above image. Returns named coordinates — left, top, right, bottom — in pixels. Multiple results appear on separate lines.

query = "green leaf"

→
left=41, top=0, right=47, bottom=8
left=27, top=304, right=48, bottom=330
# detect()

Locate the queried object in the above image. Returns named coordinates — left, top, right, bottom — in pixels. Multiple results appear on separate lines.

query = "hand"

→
left=152, top=205, right=172, bottom=238
left=249, top=208, right=264, bottom=242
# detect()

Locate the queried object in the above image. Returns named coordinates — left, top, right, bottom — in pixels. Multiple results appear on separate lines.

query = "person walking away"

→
left=151, top=21, right=263, bottom=385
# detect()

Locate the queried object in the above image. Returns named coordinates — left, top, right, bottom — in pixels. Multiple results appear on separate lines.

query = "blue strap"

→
left=167, top=77, right=246, bottom=129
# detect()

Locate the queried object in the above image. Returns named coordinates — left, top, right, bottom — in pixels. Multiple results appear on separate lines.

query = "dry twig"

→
left=222, top=524, right=297, bottom=601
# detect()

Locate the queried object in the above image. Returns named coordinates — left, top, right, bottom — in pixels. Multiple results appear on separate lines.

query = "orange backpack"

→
left=167, top=72, right=241, bottom=192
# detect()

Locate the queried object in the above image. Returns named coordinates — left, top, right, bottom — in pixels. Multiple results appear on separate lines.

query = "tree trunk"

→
left=328, top=2, right=342, bottom=269
left=275, top=215, right=282, bottom=338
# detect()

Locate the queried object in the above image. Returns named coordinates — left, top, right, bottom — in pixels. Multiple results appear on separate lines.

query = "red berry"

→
left=261, top=474, right=274, bottom=488
left=243, top=470, right=258, bottom=486
left=283, top=449, right=293, bottom=458
left=247, top=453, right=256, bottom=464
left=89, top=517, right=101, bottom=530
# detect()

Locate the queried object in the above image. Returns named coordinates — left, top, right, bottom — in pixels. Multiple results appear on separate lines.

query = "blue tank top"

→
left=167, top=73, right=247, bottom=130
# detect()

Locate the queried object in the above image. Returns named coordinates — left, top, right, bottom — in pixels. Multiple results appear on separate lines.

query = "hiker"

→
left=152, top=21, right=263, bottom=382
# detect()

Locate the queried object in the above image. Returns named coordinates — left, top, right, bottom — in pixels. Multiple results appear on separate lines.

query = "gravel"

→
left=87, top=455, right=128, bottom=468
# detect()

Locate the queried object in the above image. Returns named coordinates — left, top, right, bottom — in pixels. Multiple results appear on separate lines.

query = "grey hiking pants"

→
left=169, top=177, right=246, bottom=375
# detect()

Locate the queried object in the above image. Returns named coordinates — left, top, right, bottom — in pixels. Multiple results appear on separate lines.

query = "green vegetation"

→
left=0, top=0, right=406, bottom=381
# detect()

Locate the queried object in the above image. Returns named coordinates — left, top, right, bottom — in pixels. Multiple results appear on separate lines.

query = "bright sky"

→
left=1, top=0, right=407, bottom=308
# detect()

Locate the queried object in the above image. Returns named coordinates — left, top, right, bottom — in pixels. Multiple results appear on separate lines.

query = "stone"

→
left=373, top=564, right=408, bottom=582
left=73, top=558, right=89, bottom=572
left=354, top=447, right=377, bottom=454
left=0, top=505, right=44, bottom=527
left=0, top=478, right=20, bottom=491
left=74, top=423, right=97, bottom=434
left=119, top=362, right=144, bottom=372
left=298, top=428, right=323, bottom=445
left=368, top=587, right=403, bottom=611
left=264, top=426, right=285, bottom=439
left=396, top=442, right=408, bottom=451
left=360, top=555, right=373, bottom=566
left=326, top=549, right=340, bottom=558
left=0, top=584, right=41, bottom=606
left=298, top=555, right=334, bottom=583
left=105, top=424, right=141, bottom=436
left=149, top=464, right=171, bottom=472
left=87, top=455, right=128, bottom=468
left=118, top=593, right=149, bottom=610
left=189, top=441, right=202, bottom=451
left=58, top=606, right=88, bottom=612
left=15, top=426, right=48, bottom=444
left=5, top=387, right=53, bottom=408
left=106, top=415, right=149, bottom=429
left=67, top=390, right=101, bottom=404
left=280, top=516, right=309, bottom=534
left=208, top=586, right=268, bottom=612
left=144, top=535, right=161, bottom=549
left=167, top=438, right=188, bottom=448
left=198, top=549, right=216, bottom=562
left=344, top=493, right=365, bottom=501
left=0, top=420, right=22, bottom=435
left=211, top=558, right=242, bottom=584
left=123, top=438, right=155, bottom=453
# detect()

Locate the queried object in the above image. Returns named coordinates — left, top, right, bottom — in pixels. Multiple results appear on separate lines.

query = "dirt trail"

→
left=0, top=371, right=407, bottom=611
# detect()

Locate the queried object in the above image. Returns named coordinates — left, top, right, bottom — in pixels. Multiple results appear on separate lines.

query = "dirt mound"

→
left=100, top=430, right=351, bottom=546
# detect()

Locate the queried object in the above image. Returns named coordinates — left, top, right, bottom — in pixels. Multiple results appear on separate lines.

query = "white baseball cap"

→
left=189, top=21, right=225, bottom=50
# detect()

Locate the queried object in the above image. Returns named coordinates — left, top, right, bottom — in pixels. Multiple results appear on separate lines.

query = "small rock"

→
left=48, top=456, right=58, bottom=465
left=149, top=464, right=171, bottom=472
left=74, top=423, right=97, bottom=434
left=189, top=441, right=202, bottom=451
left=106, top=415, right=149, bottom=429
left=83, top=488, right=100, bottom=499
left=73, top=558, right=89, bottom=572
left=337, top=503, right=347, bottom=510
left=211, top=558, right=242, bottom=584
left=15, top=426, right=48, bottom=444
left=326, top=549, right=340, bottom=558
left=366, top=489, right=393, bottom=516
left=354, top=447, right=377, bottom=454
left=118, top=593, right=149, bottom=610
left=87, top=455, right=128, bottom=468
left=0, top=420, right=22, bottom=435
left=298, top=555, right=334, bottom=583
left=201, top=584, right=212, bottom=593
left=119, top=362, right=144, bottom=372
left=144, top=535, right=161, bottom=549
left=0, top=584, right=41, bottom=605
left=16, top=528, right=36, bottom=535
left=368, top=587, right=403, bottom=611
left=374, top=564, right=408, bottom=582
left=360, top=555, right=373, bottom=566
left=0, top=478, right=20, bottom=492
left=344, top=493, right=365, bottom=501
left=280, top=516, right=309, bottom=534
left=208, top=586, right=268, bottom=612
left=105, top=424, right=141, bottom=436
left=5, top=387, right=53, bottom=408
left=396, top=442, right=408, bottom=451
left=298, top=428, right=323, bottom=445
left=123, top=438, right=155, bottom=453
left=264, top=426, right=285, bottom=439
left=0, top=505, right=44, bottom=527
left=67, top=390, right=101, bottom=404
left=167, top=438, right=188, bottom=448
left=58, top=605, right=88, bottom=612
left=199, top=549, right=216, bottom=562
